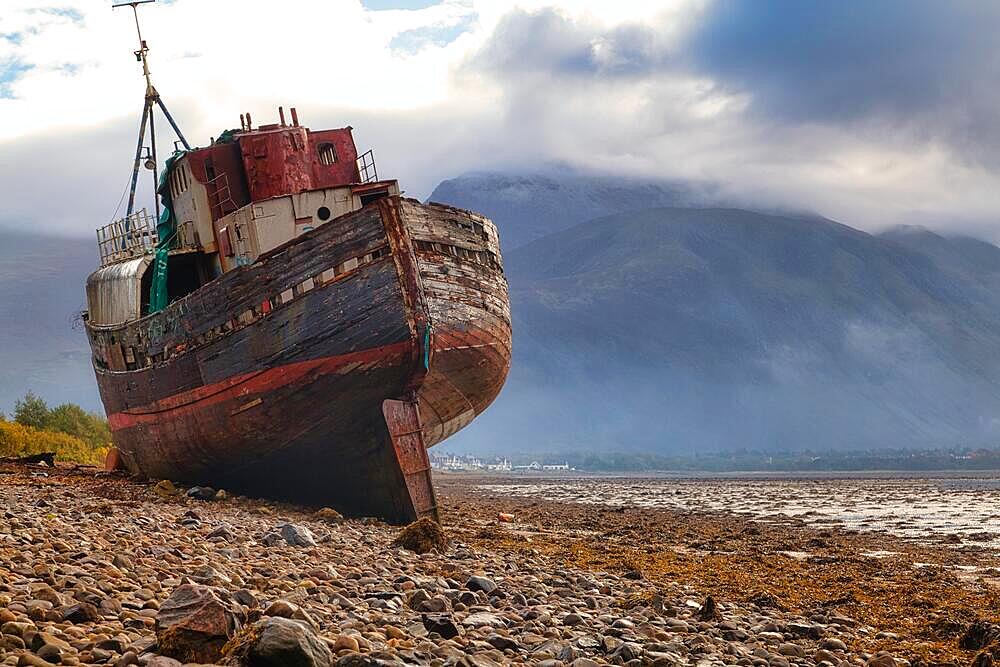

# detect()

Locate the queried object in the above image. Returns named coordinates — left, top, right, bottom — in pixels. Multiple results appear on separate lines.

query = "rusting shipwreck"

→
left=83, top=12, right=510, bottom=523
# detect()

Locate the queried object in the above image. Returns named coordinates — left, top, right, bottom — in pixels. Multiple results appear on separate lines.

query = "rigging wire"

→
left=108, top=171, right=133, bottom=224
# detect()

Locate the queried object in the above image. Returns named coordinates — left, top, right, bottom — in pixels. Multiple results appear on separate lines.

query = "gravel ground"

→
left=0, top=464, right=985, bottom=666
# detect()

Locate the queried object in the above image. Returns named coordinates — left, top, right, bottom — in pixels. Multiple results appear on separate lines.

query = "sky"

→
left=1, top=0, right=999, bottom=239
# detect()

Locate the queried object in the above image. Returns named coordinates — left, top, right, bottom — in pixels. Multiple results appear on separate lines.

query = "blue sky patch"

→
left=363, top=0, right=441, bottom=9
left=0, top=59, right=33, bottom=99
left=30, top=7, right=84, bottom=22
left=390, top=16, right=474, bottom=55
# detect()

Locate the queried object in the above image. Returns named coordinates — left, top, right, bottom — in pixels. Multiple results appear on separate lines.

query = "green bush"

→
left=14, top=391, right=50, bottom=430
left=0, top=418, right=108, bottom=465
left=4, top=392, right=111, bottom=465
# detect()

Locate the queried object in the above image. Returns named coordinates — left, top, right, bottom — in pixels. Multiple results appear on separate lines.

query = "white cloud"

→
left=0, top=0, right=998, bottom=240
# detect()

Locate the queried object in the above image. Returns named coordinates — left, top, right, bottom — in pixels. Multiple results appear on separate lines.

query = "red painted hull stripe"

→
left=107, top=341, right=412, bottom=431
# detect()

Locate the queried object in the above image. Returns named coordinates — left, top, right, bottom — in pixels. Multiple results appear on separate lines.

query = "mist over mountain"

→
left=0, top=230, right=99, bottom=414
left=4, top=173, right=1000, bottom=457
left=432, top=177, right=1000, bottom=455
left=428, top=170, right=720, bottom=251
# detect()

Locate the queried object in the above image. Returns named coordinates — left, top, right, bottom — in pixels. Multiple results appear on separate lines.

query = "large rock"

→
left=224, top=617, right=332, bottom=667
left=274, top=524, right=317, bottom=547
left=155, top=584, right=245, bottom=664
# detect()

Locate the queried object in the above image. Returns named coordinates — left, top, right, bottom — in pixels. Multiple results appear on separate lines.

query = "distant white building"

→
left=486, top=458, right=512, bottom=471
left=542, top=463, right=570, bottom=471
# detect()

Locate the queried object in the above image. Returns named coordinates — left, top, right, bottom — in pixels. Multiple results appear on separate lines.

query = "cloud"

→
left=0, top=0, right=999, bottom=240
left=453, top=2, right=1000, bottom=237
left=685, top=1, right=1000, bottom=167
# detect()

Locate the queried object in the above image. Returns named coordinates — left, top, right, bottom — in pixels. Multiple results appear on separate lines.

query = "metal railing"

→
left=357, top=149, right=378, bottom=184
left=97, top=208, right=158, bottom=267
left=208, top=172, right=237, bottom=220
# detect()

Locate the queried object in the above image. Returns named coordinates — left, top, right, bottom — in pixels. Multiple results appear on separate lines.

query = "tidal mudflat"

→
left=476, top=475, right=1000, bottom=548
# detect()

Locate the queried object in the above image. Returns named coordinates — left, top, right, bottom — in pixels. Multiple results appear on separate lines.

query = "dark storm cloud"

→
left=685, top=1, right=1000, bottom=162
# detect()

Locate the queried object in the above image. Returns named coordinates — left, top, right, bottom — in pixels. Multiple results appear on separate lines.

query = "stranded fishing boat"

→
left=83, top=2, right=511, bottom=523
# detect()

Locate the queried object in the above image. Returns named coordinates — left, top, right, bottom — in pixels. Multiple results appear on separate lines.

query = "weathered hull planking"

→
left=86, top=197, right=511, bottom=523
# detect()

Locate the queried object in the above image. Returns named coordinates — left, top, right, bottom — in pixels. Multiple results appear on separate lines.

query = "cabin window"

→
left=317, top=143, right=338, bottom=165
left=360, top=188, right=389, bottom=207
left=316, top=206, right=331, bottom=221
left=218, top=226, right=234, bottom=257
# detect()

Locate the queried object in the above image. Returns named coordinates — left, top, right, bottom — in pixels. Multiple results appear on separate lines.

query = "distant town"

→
left=432, top=446, right=1000, bottom=473
left=430, top=452, right=573, bottom=473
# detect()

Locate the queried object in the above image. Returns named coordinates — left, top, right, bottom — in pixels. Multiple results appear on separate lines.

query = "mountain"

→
left=426, top=187, right=1000, bottom=453
left=0, top=229, right=100, bottom=414
left=5, top=180, right=1000, bottom=456
left=427, top=170, right=718, bottom=250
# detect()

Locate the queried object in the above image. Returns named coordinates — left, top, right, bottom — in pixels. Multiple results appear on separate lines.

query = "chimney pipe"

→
left=290, top=107, right=299, bottom=127
left=246, top=112, right=252, bottom=130
left=239, top=113, right=246, bottom=131
left=278, top=106, right=286, bottom=127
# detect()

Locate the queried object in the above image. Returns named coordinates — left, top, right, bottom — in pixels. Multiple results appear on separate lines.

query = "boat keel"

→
left=383, top=398, right=439, bottom=522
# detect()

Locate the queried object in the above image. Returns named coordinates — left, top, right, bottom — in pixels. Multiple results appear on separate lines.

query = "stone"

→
left=819, top=638, right=847, bottom=651
left=316, top=508, right=344, bottom=523
left=155, top=584, right=244, bottom=664
left=333, top=634, right=359, bottom=652
left=17, top=655, right=57, bottom=667
left=960, top=622, right=1000, bottom=651
left=144, top=658, right=183, bottom=667
left=60, top=602, right=100, bottom=624
left=461, top=612, right=506, bottom=629
left=698, top=595, right=720, bottom=621
left=866, top=653, right=897, bottom=667
left=486, top=634, right=519, bottom=651
left=261, top=532, right=285, bottom=547
left=206, top=525, right=236, bottom=542
left=276, top=523, right=317, bottom=547
left=422, top=615, right=461, bottom=639
left=154, top=480, right=180, bottom=497
left=114, top=650, right=139, bottom=666
left=816, top=649, right=842, bottom=663
left=226, top=617, right=333, bottom=667
left=186, top=486, right=216, bottom=500
left=34, top=644, right=63, bottom=663
left=778, top=643, right=806, bottom=658
left=787, top=622, right=822, bottom=639
left=465, top=576, right=497, bottom=595
left=407, top=589, right=432, bottom=610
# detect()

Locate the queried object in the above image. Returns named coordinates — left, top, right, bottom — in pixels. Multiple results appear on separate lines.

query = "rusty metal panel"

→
left=383, top=398, right=438, bottom=520
left=238, top=127, right=313, bottom=201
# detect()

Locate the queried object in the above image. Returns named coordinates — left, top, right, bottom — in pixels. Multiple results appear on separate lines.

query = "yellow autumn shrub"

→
left=0, top=418, right=108, bottom=465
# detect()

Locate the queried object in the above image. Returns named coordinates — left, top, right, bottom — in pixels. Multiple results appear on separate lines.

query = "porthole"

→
left=317, top=206, right=331, bottom=221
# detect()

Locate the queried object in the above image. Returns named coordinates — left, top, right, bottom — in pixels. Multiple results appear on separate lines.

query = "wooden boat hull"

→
left=85, top=197, right=511, bottom=523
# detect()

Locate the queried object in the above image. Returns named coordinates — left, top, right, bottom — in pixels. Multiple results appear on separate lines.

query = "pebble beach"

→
left=2, top=464, right=998, bottom=667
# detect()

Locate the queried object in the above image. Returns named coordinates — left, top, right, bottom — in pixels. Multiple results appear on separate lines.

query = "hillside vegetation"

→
left=0, top=392, right=109, bottom=465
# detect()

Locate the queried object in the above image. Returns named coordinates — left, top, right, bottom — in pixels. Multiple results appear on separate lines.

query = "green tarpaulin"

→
left=148, top=151, right=184, bottom=314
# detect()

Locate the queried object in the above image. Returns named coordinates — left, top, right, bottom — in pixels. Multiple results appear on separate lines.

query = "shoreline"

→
left=0, top=463, right=996, bottom=666
left=437, top=474, right=1000, bottom=665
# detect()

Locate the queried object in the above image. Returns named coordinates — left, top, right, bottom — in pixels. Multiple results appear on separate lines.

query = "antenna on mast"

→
left=113, top=0, right=191, bottom=219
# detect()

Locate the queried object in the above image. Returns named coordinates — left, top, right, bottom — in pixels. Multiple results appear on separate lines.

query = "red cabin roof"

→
left=183, top=108, right=363, bottom=221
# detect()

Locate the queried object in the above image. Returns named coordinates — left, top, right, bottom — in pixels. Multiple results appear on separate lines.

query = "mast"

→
left=113, top=0, right=190, bottom=218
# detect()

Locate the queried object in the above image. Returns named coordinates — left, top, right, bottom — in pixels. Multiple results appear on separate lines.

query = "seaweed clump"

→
left=393, top=517, right=448, bottom=554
